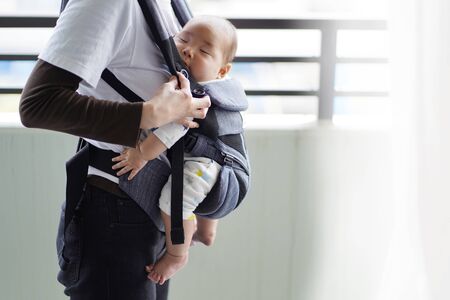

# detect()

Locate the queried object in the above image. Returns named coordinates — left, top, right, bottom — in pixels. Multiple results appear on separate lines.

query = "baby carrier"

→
left=63, top=0, right=251, bottom=245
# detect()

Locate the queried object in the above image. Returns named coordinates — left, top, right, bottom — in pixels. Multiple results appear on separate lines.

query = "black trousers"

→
left=56, top=183, right=169, bottom=300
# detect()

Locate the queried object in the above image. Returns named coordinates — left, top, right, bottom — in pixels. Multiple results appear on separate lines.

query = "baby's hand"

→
left=112, top=148, right=147, bottom=180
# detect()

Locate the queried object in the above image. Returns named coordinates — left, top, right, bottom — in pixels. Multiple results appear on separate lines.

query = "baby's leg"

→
left=146, top=211, right=196, bottom=285
left=148, top=158, right=220, bottom=283
left=193, top=216, right=218, bottom=246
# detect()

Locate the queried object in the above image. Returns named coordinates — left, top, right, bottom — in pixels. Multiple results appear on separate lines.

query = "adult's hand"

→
left=140, top=72, right=210, bottom=129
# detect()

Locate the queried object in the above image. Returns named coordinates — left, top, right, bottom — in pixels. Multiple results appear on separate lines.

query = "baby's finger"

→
left=112, top=154, right=125, bottom=162
left=128, top=169, right=138, bottom=181
left=116, top=166, right=131, bottom=176
left=112, top=161, right=126, bottom=170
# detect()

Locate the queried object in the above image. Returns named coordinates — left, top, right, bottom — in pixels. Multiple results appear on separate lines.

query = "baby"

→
left=112, top=15, right=238, bottom=285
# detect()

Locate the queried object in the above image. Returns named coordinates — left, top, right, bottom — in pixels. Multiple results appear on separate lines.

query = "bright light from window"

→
left=0, top=0, right=390, bottom=127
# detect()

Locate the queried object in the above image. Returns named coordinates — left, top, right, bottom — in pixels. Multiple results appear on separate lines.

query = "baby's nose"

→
left=183, top=47, right=193, bottom=57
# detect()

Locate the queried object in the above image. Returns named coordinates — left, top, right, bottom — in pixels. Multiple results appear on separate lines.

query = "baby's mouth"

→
left=183, top=66, right=192, bottom=77
left=182, top=59, right=190, bottom=71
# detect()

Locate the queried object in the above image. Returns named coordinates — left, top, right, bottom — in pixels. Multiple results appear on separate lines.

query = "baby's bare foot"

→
left=146, top=252, right=188, bottom=285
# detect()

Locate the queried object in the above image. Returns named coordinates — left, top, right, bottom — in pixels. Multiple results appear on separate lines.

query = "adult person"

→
left=19, top=0, right=210, bottom=299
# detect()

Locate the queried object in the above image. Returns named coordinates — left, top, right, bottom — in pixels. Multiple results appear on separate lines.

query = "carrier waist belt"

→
left=88, top=144, right=119, bottom=178
left=64, top=141, right=120, bottom=230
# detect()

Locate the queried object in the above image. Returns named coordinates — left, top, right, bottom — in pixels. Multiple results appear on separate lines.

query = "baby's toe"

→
left=148, top=271, right=158, bottom=282
left=159, top=276, right=166, bottom=285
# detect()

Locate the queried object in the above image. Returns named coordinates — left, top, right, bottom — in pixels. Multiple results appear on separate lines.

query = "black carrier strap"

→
left=101, top=69, right=145, bottom=103
left=137, top=0, right=202, bottom=245
left=171, top=0, right=193, bottom=27
left=64, top=139, right=89, bottom=229
left=65, top=141, right=118, bottom=229
left=60, top=0, right=69, bottom=14
left=169, top=138, right=185, bottom=244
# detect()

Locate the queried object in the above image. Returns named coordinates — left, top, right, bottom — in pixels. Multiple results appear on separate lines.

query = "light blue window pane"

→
left=190, top=0, right=313, bottom=18
left=0, top=28, right=53, bottom=54
left=337, top=30, right=388, bottom=58
left=247, top=96, right=318, bottom=114
left=0, top=61, right=35, bottom=88
left=334, top=97, right=390, bottom=115
left=335, top=64, right=389, bottom=92
left=0, top=94, right=20, bottom=112
left=237, top=29, right=321, bottom=57
left=0, top=0, right=59, bottom=15
left=232, top=62, right=319, bottom=91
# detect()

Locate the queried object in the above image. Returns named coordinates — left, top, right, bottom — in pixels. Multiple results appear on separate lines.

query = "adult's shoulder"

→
left=40, top=0, right=135, bottom=87
left=59, top=0, right=134, bottom=25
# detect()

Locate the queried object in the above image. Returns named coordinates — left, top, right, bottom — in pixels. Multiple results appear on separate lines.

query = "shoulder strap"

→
left=101, top=69, right=145, bottom=102
left=171, top=0, right=193, bottom=27
left=60, top=0, right=69, bottom=14
left=137, top=0, right=202, bottom=245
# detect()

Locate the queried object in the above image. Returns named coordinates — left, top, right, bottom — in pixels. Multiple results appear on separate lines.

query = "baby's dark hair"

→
left=189, top=15, right=238, bottom=63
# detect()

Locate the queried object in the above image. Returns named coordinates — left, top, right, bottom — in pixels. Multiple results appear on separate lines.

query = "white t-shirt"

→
left=39, top=0, right=181, bottom=182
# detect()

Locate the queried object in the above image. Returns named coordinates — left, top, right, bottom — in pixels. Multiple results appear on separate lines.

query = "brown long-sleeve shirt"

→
left=19, top=59, right=142, bottom=147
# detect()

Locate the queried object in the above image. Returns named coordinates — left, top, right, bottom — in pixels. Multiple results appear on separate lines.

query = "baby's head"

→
left=174, top=16, right=237, bottom=82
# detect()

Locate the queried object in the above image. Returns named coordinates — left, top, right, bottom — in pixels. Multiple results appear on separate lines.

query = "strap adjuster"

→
left=184, top=135, right=197, bottom=152
left=223, top=154, right=233, bottom=166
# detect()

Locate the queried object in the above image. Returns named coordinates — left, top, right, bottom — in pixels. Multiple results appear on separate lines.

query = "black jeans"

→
left=57, top=183, right=169, bottom=300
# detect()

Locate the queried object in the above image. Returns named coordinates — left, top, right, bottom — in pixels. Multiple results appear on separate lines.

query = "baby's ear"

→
left=218, top=63, right=232, bottom=79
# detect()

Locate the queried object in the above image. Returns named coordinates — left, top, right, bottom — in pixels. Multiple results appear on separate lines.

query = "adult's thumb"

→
left=177, top=72, right=191, bottom=90
left=165, top=76, right=178, bottom=89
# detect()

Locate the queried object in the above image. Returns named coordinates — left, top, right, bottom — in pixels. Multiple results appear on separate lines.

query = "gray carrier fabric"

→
left=119, top=158, right=170, bottom=231
left=118, top=78, right=250, bottom=222
left=203, top=78, right=248, bottom=111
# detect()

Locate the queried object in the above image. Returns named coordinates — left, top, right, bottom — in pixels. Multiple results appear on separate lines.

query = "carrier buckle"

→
left=184, top=135, right=197, bottom=152
left=223, top=154, right=233, bottom=166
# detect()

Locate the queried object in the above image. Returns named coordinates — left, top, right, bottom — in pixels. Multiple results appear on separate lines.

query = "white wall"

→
left=0, top=125, right=393, bottom=300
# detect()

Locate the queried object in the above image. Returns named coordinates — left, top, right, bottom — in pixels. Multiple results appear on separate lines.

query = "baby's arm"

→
left=112, top=147, right=147, bottom=180
left=144, top=121, right=191, bottom=159
left=110, top=133, right=167, bottom=180
left=112, top=122, right=190, bottom=180
left=139, top=131, right=168, bottom=161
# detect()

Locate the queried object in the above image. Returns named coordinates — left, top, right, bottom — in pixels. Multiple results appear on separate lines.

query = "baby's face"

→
left=175, top=20, right=230, bottom=82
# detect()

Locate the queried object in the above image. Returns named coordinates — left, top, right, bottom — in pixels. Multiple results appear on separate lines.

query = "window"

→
left=0, top=0, right=389, bottom=126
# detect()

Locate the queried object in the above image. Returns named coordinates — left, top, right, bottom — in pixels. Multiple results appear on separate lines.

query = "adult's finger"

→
left=192, top=108, right=208, bottom=119
left=177, top=118, right=199, bottom=129
left=176, top=72, right=191, bottom=90
left=193, top=95, right=211, bottom=109
left=164, top=76, right=178, bottom=89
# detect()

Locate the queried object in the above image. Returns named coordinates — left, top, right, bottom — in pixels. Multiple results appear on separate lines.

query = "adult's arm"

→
left=20, top=59, right=142, bottom=147
left=20, top=60, right=210, bottom=147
